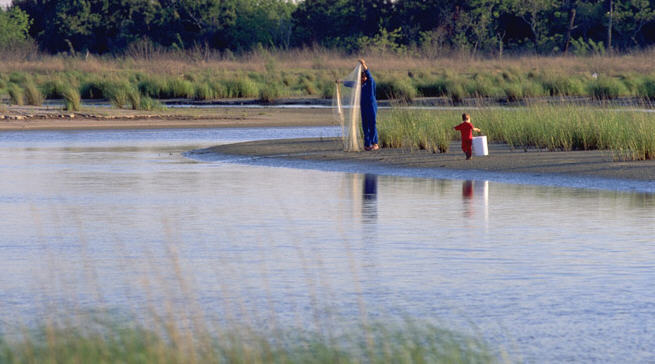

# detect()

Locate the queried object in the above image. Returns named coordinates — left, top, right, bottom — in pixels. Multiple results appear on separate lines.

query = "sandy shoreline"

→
left=3, top=105, right=655, bottom=186
left=0, top=106, right=336, bottom=130
left=201, top=137, right=655, bottom=184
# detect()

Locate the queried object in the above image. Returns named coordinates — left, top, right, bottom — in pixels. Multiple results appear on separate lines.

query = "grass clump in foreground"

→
left=0, top=318, right=497, bottom=363
left=379, top=105, right=655, bottom=160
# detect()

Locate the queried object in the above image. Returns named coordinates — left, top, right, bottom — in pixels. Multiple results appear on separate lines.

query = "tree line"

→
left=2, top=0, right=655, bottom=56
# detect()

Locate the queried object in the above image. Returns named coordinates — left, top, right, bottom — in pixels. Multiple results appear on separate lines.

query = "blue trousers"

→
left=362, top=108, right=378, bottom=147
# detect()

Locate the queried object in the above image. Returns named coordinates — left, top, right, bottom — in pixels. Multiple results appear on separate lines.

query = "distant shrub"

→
left=62, top=86, right=80, bottom=111
left=259, top=82, right=282, bottom=103
left=24, top=81, right=43, bottom=105
left=416, top=78, right=449, bottom=97
left=466, top=77, right=502, bottom=99
left=318, top=79, right=335, bottom=99
left=224, top=77, right=259, bottom=98
left=8, top=72, right=26, bottom=84
left=501, top=69, right=520, bottom=83
left=127, top=89, right=140, bottom=110
left=138, top=78, right=166, bottom=98
left=138, top=96, right=163, bottom=111
left=194, top=82, right=214, bottom=100
left=637, top=78, right=655, bottom=100
left=8, top=83, right=24, bottom=105
left=103, top=82, right=133, bottom=108
left=41, top=80, right=66, bottom=99
left=209, top=81, right=229, bottom=98
left=376, top=78, right=416, bottom=102
left=618, top=75, right=641, bottom=95
left=166, top=79, right=195, bottom=99
left=448, top=83, right=466, bottom=103
left=301, top=79, right=318, bottom=95
left=540, top=75, right=586, bottom=97
left=521, top=80, right=546, bottom=98
left=80, top=80, right=106, bottom=99
left=503, top=83, right=523, bottom=102
left=589, top=77, right=627, bottom=100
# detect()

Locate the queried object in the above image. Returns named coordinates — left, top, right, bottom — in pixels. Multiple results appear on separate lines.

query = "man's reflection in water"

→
left=362, top=174, right=378, bottom=223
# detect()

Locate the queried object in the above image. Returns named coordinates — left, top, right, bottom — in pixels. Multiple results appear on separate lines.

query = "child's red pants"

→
left=461, top=138, right=472, bottom=154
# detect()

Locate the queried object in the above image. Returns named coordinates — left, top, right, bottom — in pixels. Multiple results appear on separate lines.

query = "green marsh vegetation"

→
left=2, top=50, right=655, bottom=109
left=0, top=318, right=497, bottom=363
left=379, top=105, right=655, bottom=161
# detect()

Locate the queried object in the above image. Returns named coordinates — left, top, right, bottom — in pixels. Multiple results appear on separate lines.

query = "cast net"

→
left=333, top=64, right=363, bottom=152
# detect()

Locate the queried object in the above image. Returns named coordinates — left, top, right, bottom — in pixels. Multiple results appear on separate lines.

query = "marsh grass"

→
left=224, top=77, right=260, bottom=98
left=377, top=77, right=416, bottom=102
left=2, top=51, right=655, bottom=107
left=379, top=105, right=655, bottom=160
left=0, top=317, right=495, bottom=364
left=379, top=108, right=455, bottom=153
left=638, top=78, right=655, bottom=100
left=258, top=82, right=283, bottom=103
left=588, top=77, right=628, bottom=100
left=138, top=96, right=164, bottom=111
left=7, top=83, right=24, bottom=105
left=24, top=81, right=44, bottom=105
left=62, top=86, right=81, bottom=111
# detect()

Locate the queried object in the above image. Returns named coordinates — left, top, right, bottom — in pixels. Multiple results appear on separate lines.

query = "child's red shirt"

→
left=454, top=121, right=475, bottom=140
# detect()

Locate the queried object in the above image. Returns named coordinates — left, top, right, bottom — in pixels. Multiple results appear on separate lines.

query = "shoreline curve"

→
left=193, top=138, right=655, bottom=192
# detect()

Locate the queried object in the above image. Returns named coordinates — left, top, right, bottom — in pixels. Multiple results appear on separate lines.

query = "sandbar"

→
left=203, top=137, right=655, bottom=183
left=3, top=105, right=655, bottom=185
left=0, top=106, right=335, bottom=130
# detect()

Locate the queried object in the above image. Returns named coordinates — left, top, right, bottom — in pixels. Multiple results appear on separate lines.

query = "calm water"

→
left=1, top=127, right=654, bottom=362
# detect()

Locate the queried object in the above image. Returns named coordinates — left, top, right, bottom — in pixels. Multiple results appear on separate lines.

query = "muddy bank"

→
left=0, top=106, right=335, bottom=130
left=202, top=138, right=655, bottom=183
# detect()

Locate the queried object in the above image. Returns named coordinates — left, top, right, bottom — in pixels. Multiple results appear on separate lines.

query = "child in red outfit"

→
left=454, top=113, right=481, bottom=160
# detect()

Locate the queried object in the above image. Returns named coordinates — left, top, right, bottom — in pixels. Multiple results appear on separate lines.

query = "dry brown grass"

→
left=2, top=48, right=654, bottom=77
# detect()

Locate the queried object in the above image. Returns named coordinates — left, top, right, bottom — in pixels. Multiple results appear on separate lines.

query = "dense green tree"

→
left=0, top=6, right=32, bottom=49
left=292, top=0, right=391, bottom=49
left=228, top=0, right=295, bottom=50
left=7, top=0, right=655, bottom=55
left=611, top=0, right=655, bottom=49
left=148, top=0, right=239, bottom=50
left=391, top=0, right=459, bottom=46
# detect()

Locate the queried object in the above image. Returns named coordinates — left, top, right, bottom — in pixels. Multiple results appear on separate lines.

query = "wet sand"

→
left=0, top=106, right=335, bottom=130
left=4, top=105, right=655, bottom=183
left=205, top=138, right=655, bottom=182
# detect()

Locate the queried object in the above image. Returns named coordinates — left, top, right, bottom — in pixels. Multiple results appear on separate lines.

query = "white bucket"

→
left=472, top=136, right=488, bottom=156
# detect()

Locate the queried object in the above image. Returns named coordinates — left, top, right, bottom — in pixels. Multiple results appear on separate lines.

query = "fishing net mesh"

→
left=332, top=64, right=363, bottom=152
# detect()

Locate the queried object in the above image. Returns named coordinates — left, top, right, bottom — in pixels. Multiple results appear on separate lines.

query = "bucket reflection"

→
left=462, top=180, right=489, bottom=224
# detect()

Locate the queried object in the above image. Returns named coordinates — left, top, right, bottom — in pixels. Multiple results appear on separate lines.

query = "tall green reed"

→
left=7, top=83, right=24, bottom=105
left=379, top=108, right=456, bottom=153
left=0, top=318, right=496, bottom=364
left=62, top=85, right=81, bottom=111
left=24, top=81, right=44, bottom=105
left=380, top=105, right=655, bottom=160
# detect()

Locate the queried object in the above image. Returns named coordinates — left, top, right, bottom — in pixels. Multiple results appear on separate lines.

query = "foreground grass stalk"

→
left=0, top=319, right=497, bottom=363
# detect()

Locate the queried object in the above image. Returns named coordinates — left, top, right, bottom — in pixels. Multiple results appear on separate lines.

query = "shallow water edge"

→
left=189, top=138, right=655, bottom=193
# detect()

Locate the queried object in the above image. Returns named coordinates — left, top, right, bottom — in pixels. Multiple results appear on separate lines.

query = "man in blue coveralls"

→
left=358, top=58, right=379, bottom=151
